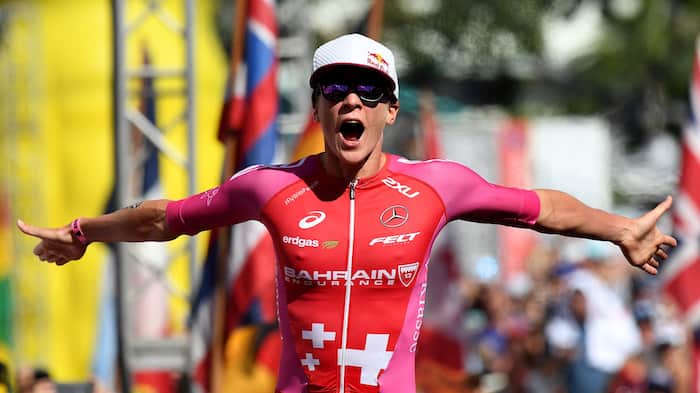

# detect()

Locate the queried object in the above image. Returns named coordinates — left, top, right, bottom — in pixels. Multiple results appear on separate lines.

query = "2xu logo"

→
left=382, top=177, right=420, bottom=199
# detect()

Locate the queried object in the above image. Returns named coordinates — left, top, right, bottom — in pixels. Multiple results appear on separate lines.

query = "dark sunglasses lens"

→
left=321, top=84, right=350, bottom=101
left=355, top=85, right=384, bottom=102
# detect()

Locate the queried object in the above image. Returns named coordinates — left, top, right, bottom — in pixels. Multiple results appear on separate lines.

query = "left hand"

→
left=17, top=219, right=88, bottom=265
left=616, top=196, right=677, bottom=274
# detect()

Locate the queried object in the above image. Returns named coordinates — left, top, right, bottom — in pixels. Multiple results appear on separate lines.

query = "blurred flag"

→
left=663, top=38, right=700, bottom=323
left=662, top=37, right=700, bottom=392
left=92, top=48, right=174, bottom=393
left=291, top=112, right=324, bottom=160
left=497, top=119, right=537, bottom=279
left=415, top=91, right=469, bottom=392
left=189, top=0, right=278, bottom=392
left=420, top=92, right=442, bottom=160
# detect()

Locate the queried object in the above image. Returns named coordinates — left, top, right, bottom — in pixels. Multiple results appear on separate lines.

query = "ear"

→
left=385, top=101, right=400, bottom=125
left=313, top=110, right=320, bottom=122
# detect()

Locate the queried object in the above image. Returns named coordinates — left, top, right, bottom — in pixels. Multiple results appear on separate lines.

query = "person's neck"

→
left=321, top=150, right=386, bottom=182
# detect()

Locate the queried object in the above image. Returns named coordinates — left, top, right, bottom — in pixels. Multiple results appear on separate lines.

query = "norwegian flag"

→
left=663, top=38, right=700, bottom=322
left=189, top=1, right=278, bottom=391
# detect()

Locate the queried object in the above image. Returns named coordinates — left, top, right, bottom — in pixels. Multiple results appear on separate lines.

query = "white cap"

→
left=310, top=33, right=399, bottom=99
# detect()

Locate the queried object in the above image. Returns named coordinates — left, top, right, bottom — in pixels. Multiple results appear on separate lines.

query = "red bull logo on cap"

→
left=367, top=52, right=389, bottom=73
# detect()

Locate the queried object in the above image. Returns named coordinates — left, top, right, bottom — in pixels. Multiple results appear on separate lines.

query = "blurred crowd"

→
left=416, top=239, right=691, bottom=393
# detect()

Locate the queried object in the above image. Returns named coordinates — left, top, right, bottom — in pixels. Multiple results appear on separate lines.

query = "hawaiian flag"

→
left=662, top=37, right=700, bottom=393
left=663, top=38, right=700, bottom=322
left=190, top=1, right=278, bottom=391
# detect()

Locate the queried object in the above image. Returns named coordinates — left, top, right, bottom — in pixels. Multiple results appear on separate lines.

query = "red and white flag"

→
left=661, top=36, right=700, bottom=393
left=662, top=38, right=700, bottom=323
left=497, top=119, right=536, bottom=279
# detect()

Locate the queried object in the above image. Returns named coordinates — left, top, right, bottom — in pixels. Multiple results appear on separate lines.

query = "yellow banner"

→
left=0, top=0, right=226, bottom=381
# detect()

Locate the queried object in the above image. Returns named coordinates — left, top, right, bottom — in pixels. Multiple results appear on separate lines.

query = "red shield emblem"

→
left=398, top=262, right=420, bottom=287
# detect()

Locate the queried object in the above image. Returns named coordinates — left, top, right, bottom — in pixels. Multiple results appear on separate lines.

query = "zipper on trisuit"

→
left=339, top=179, right=358, bottom=393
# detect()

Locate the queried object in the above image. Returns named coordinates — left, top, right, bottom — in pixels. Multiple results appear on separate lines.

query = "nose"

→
left=341, top=91, right=363, bottom=108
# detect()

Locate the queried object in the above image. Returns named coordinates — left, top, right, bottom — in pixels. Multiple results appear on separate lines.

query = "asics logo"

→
left=299, top=211, right=326, bottom=229
left=379, top=205, right=409, bottom=228
left=382, top=177, right=420, bottom=199
left=199, top=187, right=220, bottom=207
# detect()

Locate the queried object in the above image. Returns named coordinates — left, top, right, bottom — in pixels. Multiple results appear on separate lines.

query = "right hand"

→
left=616, top=196, right=677, bottom=275
left=16, top=220, right=88, bottom=265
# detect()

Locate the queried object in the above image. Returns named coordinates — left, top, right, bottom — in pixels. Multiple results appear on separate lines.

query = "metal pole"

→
left=184, top=0, right=197, bottom=306
left=111, top=0, right=132, bottom=391
left=184, top=1, right=198, bottom=391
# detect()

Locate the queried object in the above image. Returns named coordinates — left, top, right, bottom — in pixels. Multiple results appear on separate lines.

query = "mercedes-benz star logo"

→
left=379, top=205, right=409, bottom=228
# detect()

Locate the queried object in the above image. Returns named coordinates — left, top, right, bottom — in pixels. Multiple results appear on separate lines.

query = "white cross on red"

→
left=300, top=353, right=320, bottom=371
left=302, top=323, right=336, bottom=349
left=338, top=334, right=393, bottom=386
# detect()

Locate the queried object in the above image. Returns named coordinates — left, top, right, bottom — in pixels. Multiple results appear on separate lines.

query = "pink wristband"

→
left=70, top=218, right=89, bottom=245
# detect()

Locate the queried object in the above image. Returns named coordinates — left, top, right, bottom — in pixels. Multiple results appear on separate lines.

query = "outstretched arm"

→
left=17, top=199, right=178, bottom=265
left=533, top=189, right=677, bottom=275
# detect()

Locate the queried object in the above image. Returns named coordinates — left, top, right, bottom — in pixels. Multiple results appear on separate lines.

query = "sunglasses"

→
left=319, top=82, right=391, bottom=105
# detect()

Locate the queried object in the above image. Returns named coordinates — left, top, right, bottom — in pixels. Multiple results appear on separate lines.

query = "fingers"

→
left=17, top=219, right=43, bottom=238
left=655, top=247, right=668, bottom=261
left=37, top=252, right=70, bottom=265
left=662, top=234, right=678, bottom=248
left=17, top=220, right=68, bottom=242
left=646, top=196, right=673, bottom=222
left=640, top=262, right=658, bottom=275
left=647, top=256, right=660, bottom=269
left=639, top=243, right=674, bottom=275
left=32, top=240, right=78, bottom=265
left=656, top=195, right=673, bottom=214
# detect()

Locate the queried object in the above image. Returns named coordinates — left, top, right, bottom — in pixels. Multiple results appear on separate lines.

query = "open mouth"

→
left=339, top=120, right=365, bottom=141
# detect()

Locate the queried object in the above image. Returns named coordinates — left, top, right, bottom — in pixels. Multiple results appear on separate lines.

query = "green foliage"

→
left=383, top=0, right=553, bottom=81
left=381, top=0, right=700, bottom=148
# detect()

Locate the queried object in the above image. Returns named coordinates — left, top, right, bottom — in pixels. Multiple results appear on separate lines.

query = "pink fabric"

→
left=378, top=215, right=447, bottom=392
left=389, top=157, right=540, bottom=226
left=166, top=159, right=313, bottom=235
left=275, top=266, right=310, bottom=392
